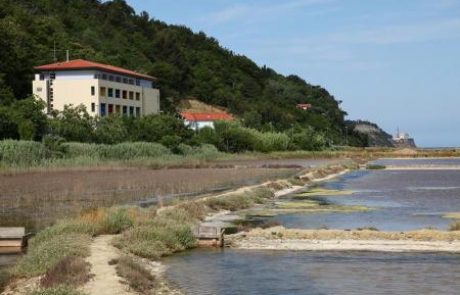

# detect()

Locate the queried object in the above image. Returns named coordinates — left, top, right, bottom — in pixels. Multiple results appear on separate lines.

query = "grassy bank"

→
left=3, top=178, right=291, bottom=294
left=2, top=139, right=460, bottom=172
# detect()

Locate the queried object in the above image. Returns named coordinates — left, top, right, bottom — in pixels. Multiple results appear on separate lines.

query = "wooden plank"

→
left=0, top=227, right=25, bottom=239
left=0, top=239, right=23, bottom=248
left=0, top=246, right=23, bottom=254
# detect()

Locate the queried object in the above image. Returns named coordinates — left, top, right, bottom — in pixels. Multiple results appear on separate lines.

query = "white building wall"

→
left=184, top=120, right=215, bottom=130
left=33, top=70, right=160, bottom=117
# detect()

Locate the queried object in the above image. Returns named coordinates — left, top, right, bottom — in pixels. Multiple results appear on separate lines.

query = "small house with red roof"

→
left=181, top=112, right=234, bottom=130
left=296, top=103, right=312, bottom=111
left=32, top=59, right=160, bottom=117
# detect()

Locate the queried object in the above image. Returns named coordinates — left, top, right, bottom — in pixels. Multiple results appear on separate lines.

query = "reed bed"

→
left=0, top=166, right=296, bottom=230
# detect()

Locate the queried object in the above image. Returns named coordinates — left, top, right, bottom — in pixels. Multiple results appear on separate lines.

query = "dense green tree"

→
left=94, top=115, right=129, bottom=144
left=0, top=0, right=373, bottom=147
left=131, top=114, right=193, bottom=143
left=48, top=105, right=94, bottom=142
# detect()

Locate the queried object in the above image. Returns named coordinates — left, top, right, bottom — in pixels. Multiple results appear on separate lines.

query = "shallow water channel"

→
left=274, top=168, right=460, bottom=231
left=165, top=159, right=460, bottom=294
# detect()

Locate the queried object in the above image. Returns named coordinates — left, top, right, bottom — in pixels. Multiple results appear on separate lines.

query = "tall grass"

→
left=0, top=140, right=233, bottom=169
left=0, top=140, right=50, bottom=166
left=64, top=142, right=171, bottom=160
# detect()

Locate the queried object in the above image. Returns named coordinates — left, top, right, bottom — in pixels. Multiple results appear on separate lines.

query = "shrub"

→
left=42, top=135, right=67, bottom=158
left=99, top=208, right=134, bottom=234
left=366, top=164, right=386, bottom=170
left=116, top=256, right=155, bottom=292
left=449, top=221, right=460, bottom=231
left=40, top=256, right=92, bottom=288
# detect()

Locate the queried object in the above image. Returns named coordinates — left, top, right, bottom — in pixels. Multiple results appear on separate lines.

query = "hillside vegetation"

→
left=347, top=120, right=395, bottom=147
left=0, top=0, right=372, bottom=148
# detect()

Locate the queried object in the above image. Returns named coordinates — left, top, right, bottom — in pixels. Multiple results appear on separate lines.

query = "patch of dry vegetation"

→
left=39, top=256, right=93, bottom=289
left=0, top=166, right=295, bottom=230
left=115, top=256, right=156, bottom=293
left=449, top=221, right=460, bottom=231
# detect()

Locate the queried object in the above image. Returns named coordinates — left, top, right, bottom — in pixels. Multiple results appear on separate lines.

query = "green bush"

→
left=100, top=208, right=134, bottom=234
left=366, top=164, right=386, bottom=170
left=42, top=135, right=67, bottom=158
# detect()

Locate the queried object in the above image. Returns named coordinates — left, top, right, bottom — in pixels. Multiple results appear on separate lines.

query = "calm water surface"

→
left=274, top=169, right=460, bottom=231
left=166, top=159, right=460, bottom=294
left=166, top=250, right=460, bottom=295
left=373, top=157, right=460, bottom=166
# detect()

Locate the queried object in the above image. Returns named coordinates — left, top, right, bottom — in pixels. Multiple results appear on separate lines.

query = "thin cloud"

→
left=327, top=18, right=460, bottom=45
left=202, top=0, right=336, bottom=24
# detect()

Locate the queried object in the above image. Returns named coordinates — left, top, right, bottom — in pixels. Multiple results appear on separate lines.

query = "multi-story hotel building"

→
left=32, top=59, right=160, bottom=117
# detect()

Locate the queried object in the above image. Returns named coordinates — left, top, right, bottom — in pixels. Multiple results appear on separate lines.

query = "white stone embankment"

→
left=231, top=237, right=460, bottom=253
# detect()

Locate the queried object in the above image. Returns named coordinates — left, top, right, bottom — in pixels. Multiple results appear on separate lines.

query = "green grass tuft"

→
left=366, top=164, right=386, bottom=170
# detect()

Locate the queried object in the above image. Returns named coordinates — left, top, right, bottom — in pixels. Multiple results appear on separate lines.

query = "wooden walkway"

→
left=0, top=227, right=27, bottom=254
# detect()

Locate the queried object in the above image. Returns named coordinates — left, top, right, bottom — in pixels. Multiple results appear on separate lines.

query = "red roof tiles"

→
left=296, top=103, right=312, bottom=110
left=34, top=59, right=156, bottom=81
left=181, top=112, right=234, bottom=122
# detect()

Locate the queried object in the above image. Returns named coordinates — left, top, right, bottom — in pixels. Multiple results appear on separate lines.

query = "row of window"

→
left=94, top=73, right=141, bottom=86
left=94, top=73, right=156, bottom=88
left=38, top=72, right=155, bottom=88
left=91, top=86, right=141, bottom=100
left=93, top=103, right=141, bottom=117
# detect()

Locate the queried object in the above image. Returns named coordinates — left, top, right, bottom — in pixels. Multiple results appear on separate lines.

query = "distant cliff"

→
left=347, top=120, right=395, bottom=147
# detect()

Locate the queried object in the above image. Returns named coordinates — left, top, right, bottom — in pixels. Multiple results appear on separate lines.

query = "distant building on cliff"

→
left=32, top=59, right=160, bottom=117
left=296, top=103, right=312, bottom=111
left=393, top=128, right=417, bottom=148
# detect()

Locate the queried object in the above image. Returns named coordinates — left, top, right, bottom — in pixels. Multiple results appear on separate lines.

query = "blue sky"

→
left=127, top=0, right=460, bottom=147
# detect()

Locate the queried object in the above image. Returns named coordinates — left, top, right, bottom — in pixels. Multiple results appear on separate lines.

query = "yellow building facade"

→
left=32, top=59, right=160, bottom=117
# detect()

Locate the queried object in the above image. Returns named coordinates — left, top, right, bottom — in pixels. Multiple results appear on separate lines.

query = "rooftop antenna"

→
left=50, top=41, right=70, bottom=62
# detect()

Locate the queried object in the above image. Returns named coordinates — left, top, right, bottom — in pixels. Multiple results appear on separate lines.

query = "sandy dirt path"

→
left=82, top=235, right=137, bottom=295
